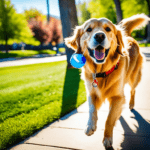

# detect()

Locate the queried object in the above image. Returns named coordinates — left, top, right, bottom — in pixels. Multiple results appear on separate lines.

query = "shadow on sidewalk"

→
left=119, top=109, right=150, bottom=150
left=143, top=53, right=150, bottom=58
left=60, top=68, right=80, bottom=119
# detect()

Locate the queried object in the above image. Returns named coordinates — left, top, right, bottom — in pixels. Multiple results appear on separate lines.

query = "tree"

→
left=24, top=8, right=44, bottom=21
left=121, top=0, right=150, bottom=41
left=0, top=0, right=33, bottom=53
left=121, top=0, right=148, bottom=18
left=114, top=0, right=122, bottom=23
left=46, top=0, right=50, bottom=23
left=50, top=17, right=62, bottom=44
left=88, top=0, right=117, bottom=23
left=24, top=8, right=47, bottom=45
left=28, top=16, right=62, bottom=45
left=25, top=8, right=62, bottom=45
left=146, top=0, right=150, bottom=15
left=145, top=0, right=150, bottom=42
left=78, top=2, right=91, bottom=25
left=28, top=19, right=49, bottom=45
left=58, top=0, right=78, bottom=68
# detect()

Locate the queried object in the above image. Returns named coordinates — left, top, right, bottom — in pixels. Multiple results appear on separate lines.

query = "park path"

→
left=7, top=47, right=150, bottom=150
left=0, top=55, right=66, bottom=68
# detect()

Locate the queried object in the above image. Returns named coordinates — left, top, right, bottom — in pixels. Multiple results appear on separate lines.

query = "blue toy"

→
left=70, top=53, right=86, bottom=68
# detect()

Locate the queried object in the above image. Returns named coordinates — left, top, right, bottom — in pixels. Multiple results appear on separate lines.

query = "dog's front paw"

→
left=85, top=124, right=97, bottom=136
left=103, top=137, right=113, bottom=149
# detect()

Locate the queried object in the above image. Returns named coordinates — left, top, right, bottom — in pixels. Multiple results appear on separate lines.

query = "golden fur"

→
left=65, top=14, right=150, bottom=148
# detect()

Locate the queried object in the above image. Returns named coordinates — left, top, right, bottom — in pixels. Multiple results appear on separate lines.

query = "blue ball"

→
left=70, top=53, right=86, bottom=68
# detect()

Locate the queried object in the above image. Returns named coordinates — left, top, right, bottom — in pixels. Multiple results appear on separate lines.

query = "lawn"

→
left=0, top=48, right=65, bottom=59
left=0, top=61, right=86, bottom=149
left=139, top=43, right=150, bottom=47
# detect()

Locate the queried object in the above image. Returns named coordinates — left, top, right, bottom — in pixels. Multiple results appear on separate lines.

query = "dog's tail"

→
left=119, top=14, right=150, bottom=36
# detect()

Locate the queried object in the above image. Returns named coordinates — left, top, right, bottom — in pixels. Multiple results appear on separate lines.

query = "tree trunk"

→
left=46, top=0, right=50, bottom=23
left=146, top=0, right=150, bottom=42
left=5, top=35, right=8, bottom=54
left=58, top=0, right=78, bottom=68
left=147, top=15, right=150, bottom=43
left=114, top=0, right=123, bottom=23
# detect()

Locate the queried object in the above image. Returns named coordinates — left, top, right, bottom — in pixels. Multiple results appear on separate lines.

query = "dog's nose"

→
left=94, top=32, right=105, bottom=43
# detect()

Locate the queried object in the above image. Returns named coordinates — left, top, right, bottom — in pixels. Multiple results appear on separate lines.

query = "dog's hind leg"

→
left=129, top=89, right=135, bottom=110
left=129, top=68, right=142, bottom=110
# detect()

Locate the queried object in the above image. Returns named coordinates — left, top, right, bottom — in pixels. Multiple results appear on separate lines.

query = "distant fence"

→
left=0, top=43, right=66, bottom=54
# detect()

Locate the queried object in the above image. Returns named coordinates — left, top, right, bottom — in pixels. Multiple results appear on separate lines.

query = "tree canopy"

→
left=24, top=8, right=62, bottom=45
left=88, top=0, right=117, bottom=23
left=78, top=2, right=91, bottom=25
left=28, top=16, right=62, bottom=45
left=24, top=8, right=46, bottom=22
left=121, top=0, right=148, bottom=18
left=86, top=0, right=149, bottom=23
left=0, top=0, right=33, bottom=52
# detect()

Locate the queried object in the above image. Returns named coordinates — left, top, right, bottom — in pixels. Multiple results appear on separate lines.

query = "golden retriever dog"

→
left=65, top=14, right=150, bottom=149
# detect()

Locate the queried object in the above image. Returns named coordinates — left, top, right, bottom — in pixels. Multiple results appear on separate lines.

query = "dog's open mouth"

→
left=94, top=45, right=105, bottom=60
left=88, top=45, right=110, bottom=63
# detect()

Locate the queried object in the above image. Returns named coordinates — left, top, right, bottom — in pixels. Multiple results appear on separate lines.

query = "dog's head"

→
left=65, top=18, right=124, bottom=64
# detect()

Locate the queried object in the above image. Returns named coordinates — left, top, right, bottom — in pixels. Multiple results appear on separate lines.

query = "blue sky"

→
left=11, top=0, right=86, bottom=18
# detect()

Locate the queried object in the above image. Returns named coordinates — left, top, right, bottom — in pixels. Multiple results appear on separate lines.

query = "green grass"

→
left=0, top=48, right=65, bottom=59
left=139, top=43, right=150, bottom=47
left=0, top=61, right=86, bottom=149
left=0, top=38, right=40, bottom=46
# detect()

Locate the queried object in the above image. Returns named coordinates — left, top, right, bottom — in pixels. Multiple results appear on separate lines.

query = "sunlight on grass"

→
left=59, top=48, right=65, bottom=53
left=0, top=39, right=40, bottom=46
left=139, top=43, right=150, bottom=47
left=0, top=49, right=57, bottom=58
left=0, top=61, right=86, bottom=149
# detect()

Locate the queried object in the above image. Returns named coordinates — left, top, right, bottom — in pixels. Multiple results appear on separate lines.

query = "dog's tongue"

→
left=94, top=49, right=105, bottom=60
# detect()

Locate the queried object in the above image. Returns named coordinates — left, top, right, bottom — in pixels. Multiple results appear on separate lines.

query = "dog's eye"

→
left=86, top=27, right=92, bottom=32
left=105, top=27, right=111, bottom=32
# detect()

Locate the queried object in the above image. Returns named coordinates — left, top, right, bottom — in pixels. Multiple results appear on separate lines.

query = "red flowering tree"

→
left=24, top=8, right=63, bottom=45
left=49, top=17, right=62, bottom=45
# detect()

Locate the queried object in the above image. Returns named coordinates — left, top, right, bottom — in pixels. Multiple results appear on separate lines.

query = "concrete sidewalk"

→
left=10, top=49, right=150, bottom=150
left=0, top=55, right=66, bottom=68
left=10, top=85, right=150, bottom=150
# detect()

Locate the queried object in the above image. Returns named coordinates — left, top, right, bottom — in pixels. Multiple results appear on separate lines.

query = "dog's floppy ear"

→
left=116, top=30, right=124, bottom=55
left=65, top=26, right=82, bottom=53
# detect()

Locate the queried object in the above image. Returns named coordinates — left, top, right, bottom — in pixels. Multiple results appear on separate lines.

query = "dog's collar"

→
left=92, top=61, right=119, bottom=87
left=96, top=61, right=119, bottom=78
